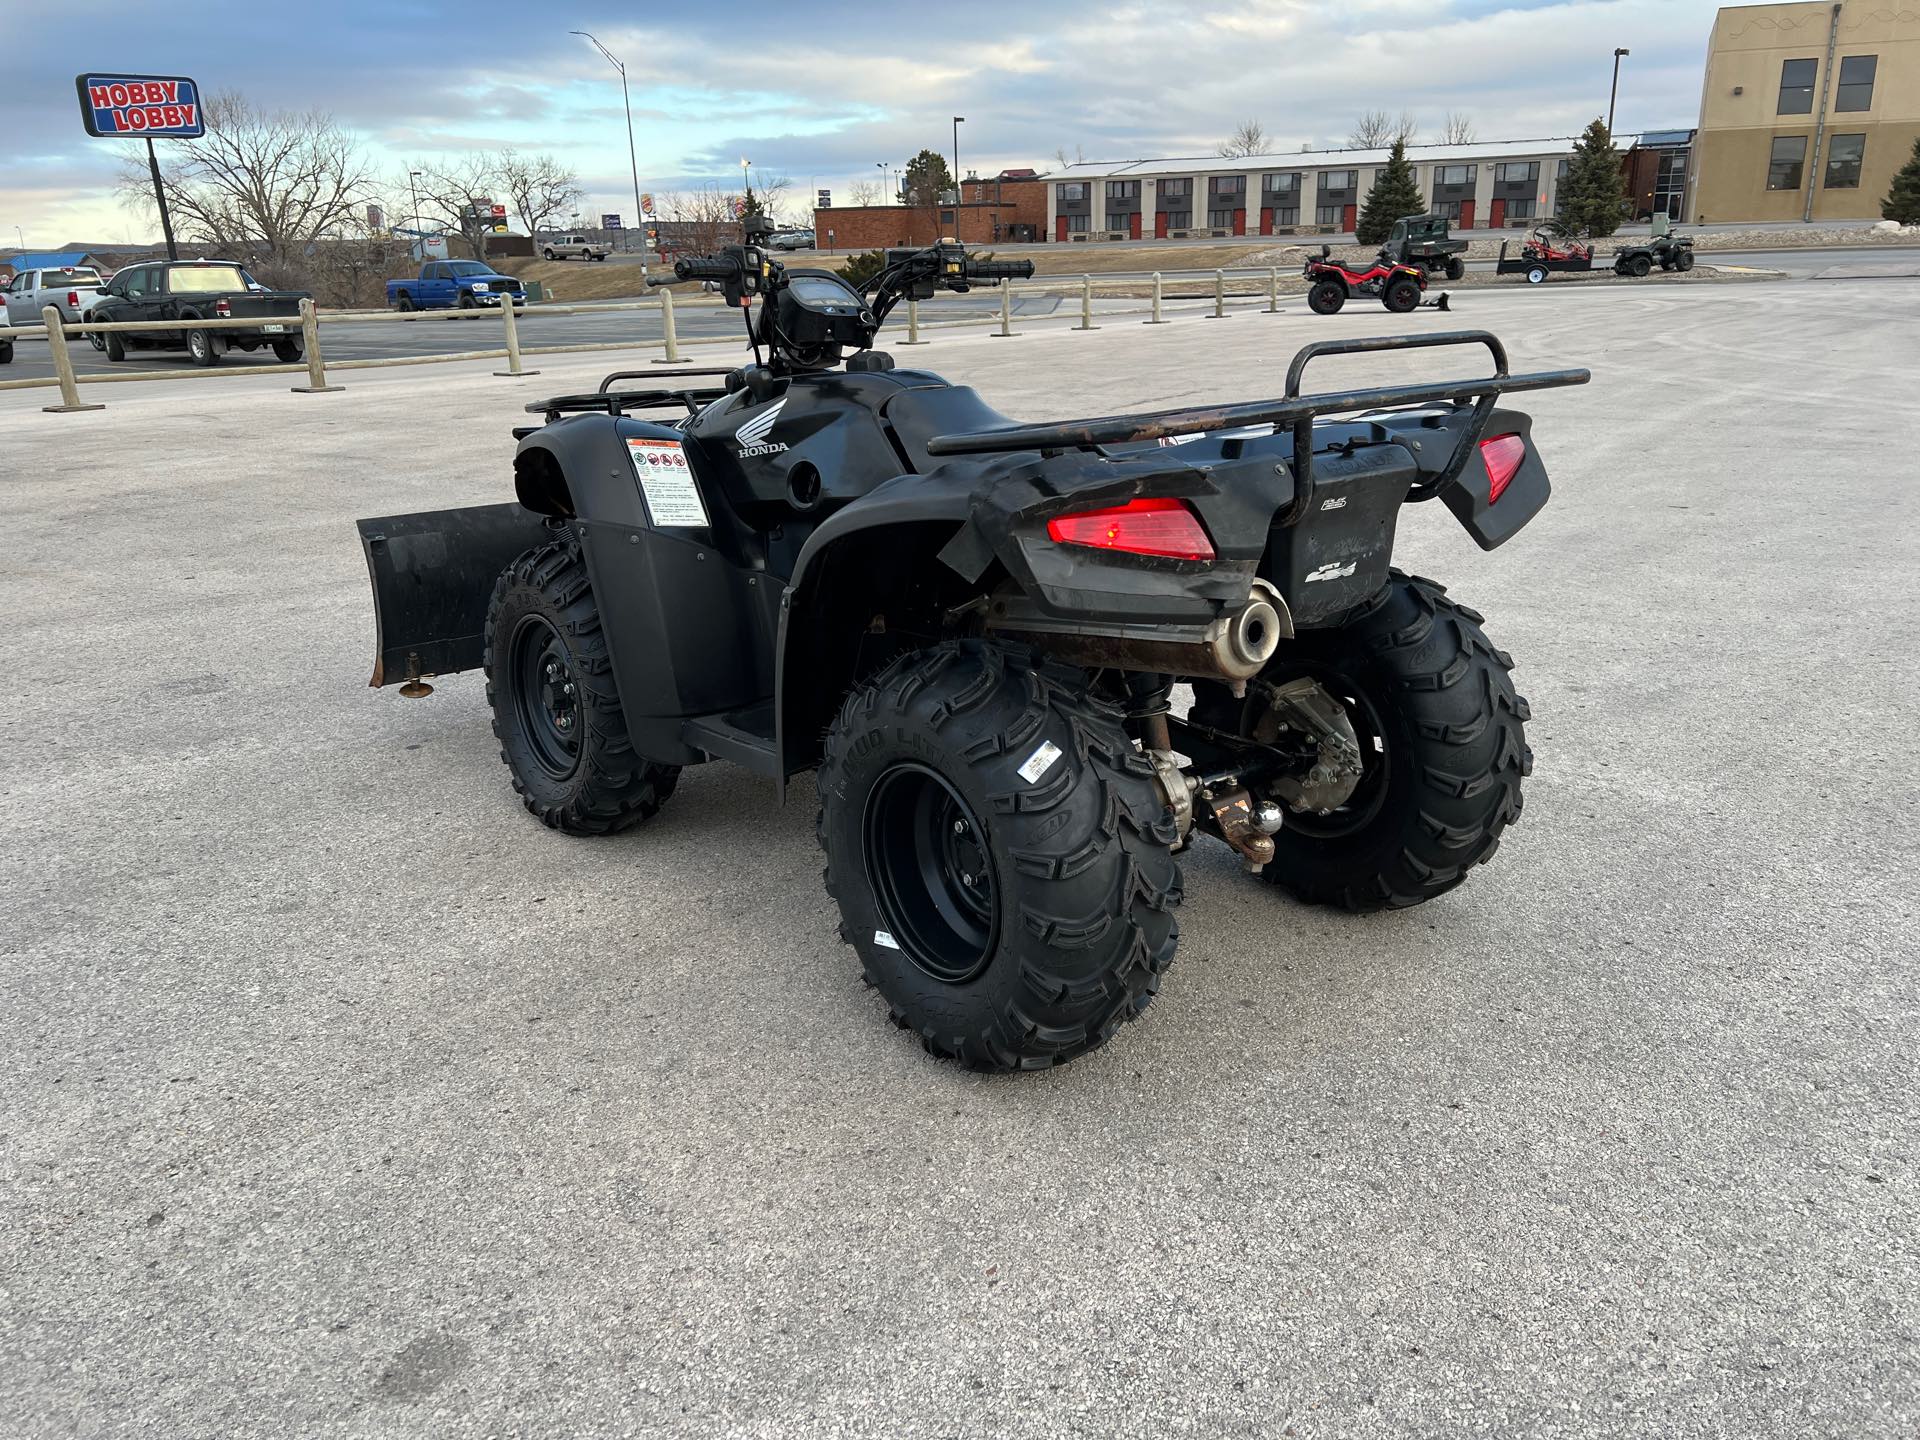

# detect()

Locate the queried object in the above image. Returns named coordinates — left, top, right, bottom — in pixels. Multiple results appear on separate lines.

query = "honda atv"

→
left=357, top=216, right=1589, bottom=1072
left=1303, top=246, right=1450, bottom=316
left=1611, top=231, right=1694, bottom=277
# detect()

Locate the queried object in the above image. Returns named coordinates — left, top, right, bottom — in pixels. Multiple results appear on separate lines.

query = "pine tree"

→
left=1356, top=139, right=1426, bottom=245
left=1556, top=118, right=1628, bottom=238
left=1883, top=137, right=1920, bottom=225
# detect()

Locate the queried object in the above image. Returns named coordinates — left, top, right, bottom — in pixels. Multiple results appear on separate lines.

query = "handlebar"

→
left=672, top=256, right=739, bottom=281
left=964, top=259, right=1034, bottom=282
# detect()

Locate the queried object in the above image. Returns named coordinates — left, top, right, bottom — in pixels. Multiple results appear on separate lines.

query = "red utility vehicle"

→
left=1302, top=246, right=1449, bottom=316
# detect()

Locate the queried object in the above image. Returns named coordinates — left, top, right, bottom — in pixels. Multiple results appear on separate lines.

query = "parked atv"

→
left=1611, top=231, right=1694, bottom=277
left=1304, top=246, right=1450, bottom=315
left=1379, top=213, right=1469, bottom=281
left=1496, top=221, right=1597, bottom=284
left=357, top=217, right=1589, bottom=1072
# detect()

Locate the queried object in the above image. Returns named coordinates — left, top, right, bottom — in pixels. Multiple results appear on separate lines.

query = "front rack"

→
left=923, top=330, right=1590, bottom=526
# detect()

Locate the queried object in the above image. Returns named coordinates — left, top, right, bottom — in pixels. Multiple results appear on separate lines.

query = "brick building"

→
left=814, top=170, right=1047, bottom=252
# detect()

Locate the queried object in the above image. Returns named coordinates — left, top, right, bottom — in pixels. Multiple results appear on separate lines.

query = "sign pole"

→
left=146, top=137, right=179, bottom=260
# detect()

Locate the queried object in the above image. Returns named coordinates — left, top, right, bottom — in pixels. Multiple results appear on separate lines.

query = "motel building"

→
left=1042, top=137, right=1678, bottom=241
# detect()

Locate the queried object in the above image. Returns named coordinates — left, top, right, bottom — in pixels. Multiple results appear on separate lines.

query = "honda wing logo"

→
left=735, top=398, right=788, bottom=457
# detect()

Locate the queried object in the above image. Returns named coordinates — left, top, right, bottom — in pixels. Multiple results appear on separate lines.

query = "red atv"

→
left=1520, top=222, right=1593, bottom=267
left=1303, top=246, right=1448, bottom=316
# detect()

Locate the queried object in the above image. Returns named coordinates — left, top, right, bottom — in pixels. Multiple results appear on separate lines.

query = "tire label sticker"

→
left=625, top=438, right=709, bottom=528
left=1017, top=739, right=1064, bottom=785
left=873, top=929, right=900, bottom=950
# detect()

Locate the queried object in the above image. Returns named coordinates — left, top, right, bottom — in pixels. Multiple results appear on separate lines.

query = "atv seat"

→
left=883, top=384, right=1020, bottom=472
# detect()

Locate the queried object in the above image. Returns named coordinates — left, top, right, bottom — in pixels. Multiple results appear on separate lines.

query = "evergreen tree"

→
left=1356, top=139, right=1426, bottom=245
left=1556, top=118, right=1628, bottom=238
left=901, top=150, right=955, bottom=210
left=1883, top=137, right=1920, bottom=224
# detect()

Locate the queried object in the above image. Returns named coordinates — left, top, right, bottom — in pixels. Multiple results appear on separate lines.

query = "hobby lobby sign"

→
left=75, top=73, right=205, bottom=138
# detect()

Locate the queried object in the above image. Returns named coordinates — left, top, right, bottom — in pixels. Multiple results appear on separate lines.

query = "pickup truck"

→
left=386, top=260, right=528, bottom=310
left=538, top=234, right=609, bottom=261
left=0, top=294, right=12, bottom=364
left=90, top=259, right=310, bottom=365
left=4, top=264, right=106, bottom=323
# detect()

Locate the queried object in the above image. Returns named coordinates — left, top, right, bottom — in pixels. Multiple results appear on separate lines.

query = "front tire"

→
left=818, top=641, right=1181, bottom=1071
left=483, top=541, right=680, bottom=834
left=1308, top=280, right=1346, bottom=315
left=542, top=248, right=557, bottom=260
left=458, top=292, right=478, bottom=309
left=1627, top=255, right=1652, bottom=278
left=105, top=330, right=126, bottom=361
left=1676, top=250, right=1694, bottom=272
left=1192, top=573, right=1531, bottom=912
left=1383, top=276, right=1421, bottom=313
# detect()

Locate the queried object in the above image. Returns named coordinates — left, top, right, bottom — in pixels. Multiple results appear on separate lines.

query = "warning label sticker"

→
left=625, top=438, right=709, bottom=528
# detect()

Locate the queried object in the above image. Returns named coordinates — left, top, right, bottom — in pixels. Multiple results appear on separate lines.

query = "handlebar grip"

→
left=964, top=259, right=1034, bottom=281
left=673, top=256, right=738, bottom=281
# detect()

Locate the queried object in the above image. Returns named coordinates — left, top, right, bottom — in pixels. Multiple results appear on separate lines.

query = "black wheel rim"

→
left=1256, top=666, right=1393, bottom=840
left=510, top=615, right=582, bottom=779
left=862, top=764, right=997, bottom=984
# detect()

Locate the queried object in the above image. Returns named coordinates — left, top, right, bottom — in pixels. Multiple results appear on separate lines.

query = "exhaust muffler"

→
left=992, top=580, right=1290, bottom=681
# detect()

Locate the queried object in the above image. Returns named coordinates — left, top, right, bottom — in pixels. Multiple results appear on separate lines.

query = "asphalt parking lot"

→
left=2, top=279, right=1916, bottom=1438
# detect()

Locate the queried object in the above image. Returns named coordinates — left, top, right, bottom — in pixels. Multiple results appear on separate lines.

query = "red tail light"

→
left=214, top=299, right=232, bottom=318
left=1046, top=497, right=1214, bottom=561
left=1480, top=433, right=1526, bottom=504
left=67, top=291, right=80, bottom=308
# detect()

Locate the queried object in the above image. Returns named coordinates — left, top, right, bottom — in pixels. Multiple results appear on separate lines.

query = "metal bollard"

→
left=290, top=298, right=343, bottom=394
left=41, top=305, right=104, bottom=413
left=495, top=293, right=540, bottom=377
left=1208, top=269, right=1229, bottom=319
left=1075, top=274, right=1099, bottom=331
left=989, top=276, right=1017, bottom=338
left=900, top=296, right=929, bottom=345
left=1144, top=271, right=1169, bottom=324
left=1267, top=267, right=1280, bottom=313
left=652, top=285, right=682, bottom=364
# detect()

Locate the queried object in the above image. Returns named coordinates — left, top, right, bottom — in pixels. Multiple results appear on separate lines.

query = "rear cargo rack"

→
left=924, top=331, right=1590, bottom=525
left=523, top=367, right=735, bottom=422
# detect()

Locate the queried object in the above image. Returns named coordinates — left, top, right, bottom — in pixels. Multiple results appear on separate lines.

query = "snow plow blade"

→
left=356, top=503, right=551, bottom=688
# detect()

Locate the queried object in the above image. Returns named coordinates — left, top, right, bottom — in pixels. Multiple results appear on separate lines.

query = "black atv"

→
left=1380, top=213, right=1469, bottom=282
left=1611, top=231, right=1695, bottom=277
left=357, top=217, right=1589, bottom=1072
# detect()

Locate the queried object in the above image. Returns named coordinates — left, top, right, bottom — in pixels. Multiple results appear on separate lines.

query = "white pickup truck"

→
left=539, top=234, right=610, bottom=262
left=2, top=264, right=116, bottom=354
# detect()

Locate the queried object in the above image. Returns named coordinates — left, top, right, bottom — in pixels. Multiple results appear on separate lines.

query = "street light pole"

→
left=1608, top=47, right=1630, bottom=137
left=572, top=29, right=647, bottom=272
left=877, top=162, right=889, bottom=204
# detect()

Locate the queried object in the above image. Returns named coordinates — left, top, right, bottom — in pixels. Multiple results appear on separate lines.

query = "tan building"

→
left=1693, top=1, right=1920, bottom=222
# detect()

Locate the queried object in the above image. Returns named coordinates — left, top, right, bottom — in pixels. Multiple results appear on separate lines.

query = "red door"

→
left=1129, top=212, right=1142, bottom=240
left=1342, top=203, right=1356, bottom=233
left=1488, top=199, right=1504, bottom=229
left=1460, top=199, right=1476, bottom=230
left=1233, top=208, right=1246, bottom=236
left=1155, top=211, right=1169, bottom=239
left=1260, top=207, right=1274, bottom=235
left=1055, top=215, right=1068, bottom=242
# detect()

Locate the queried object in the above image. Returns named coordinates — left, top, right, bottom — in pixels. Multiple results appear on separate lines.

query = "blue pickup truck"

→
left=386, top=260, right=526, bottom=311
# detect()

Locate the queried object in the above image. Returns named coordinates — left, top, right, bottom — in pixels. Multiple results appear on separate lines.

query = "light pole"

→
left=952, top=115, right=965, bottom=195
left=741, top=157, right=753, bottom=220
left=877, top=162, right=889, bottom=205
left=1608, top=47, right=1630, bottom=137
left=571, top=29, right=647, bottom=271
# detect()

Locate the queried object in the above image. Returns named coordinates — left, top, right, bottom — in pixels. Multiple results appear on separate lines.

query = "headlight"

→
left=472, top=282, right=491, bottom=292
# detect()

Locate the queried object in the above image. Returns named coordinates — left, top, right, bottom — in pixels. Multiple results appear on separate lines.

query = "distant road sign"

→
left=603, top=214, right=623, bottom=230
left=75, top=73, right=205, bottom=137
left=640, top=193, right=654, bottom=214
left=817, top=189, right=831, bottom=208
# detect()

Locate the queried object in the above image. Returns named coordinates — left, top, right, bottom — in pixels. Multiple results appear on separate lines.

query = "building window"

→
left=1264, top=172, right=1299, bottom=194
left=1159, top=177, right=1191, bottom=199
left=1431, top=199, right=1462, bottom=222
left=1104, top=179, right=1138, bottom=201
left=1315, top=202, right=1345, bottom=226
left=1494, top=162, right=1538, bottom=185
left=1161, top=210, right=1191, bottom=230
left=1207, top=209, right=1238, bottom=228
left=1059, top=182, right=1086, bottom=202
left=1766, top=135, right=1807, bottom=190
left=1777, top=58, right=1817, bottom=114
left=1319, top=171, right=1356, bottom=192
left=1210, top=175, right=1244, bottom=197
left=1835, top=55, right=1877, bottom=112
left=1555, top=157, right=1570, bottom=182
left=1435, top=164, right=1476, bottom=187
left=1066, top=213, right=1090, bottom=233
left=1504, top=198, right=1536, bottom=222
left=1269, top=206, right=1299, bottom=227
left=1824, top=133, right=1865, bottom=188
left=1657, top=151, right=1687, bottom=187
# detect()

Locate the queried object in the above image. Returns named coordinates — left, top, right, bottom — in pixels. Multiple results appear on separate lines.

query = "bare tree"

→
left=848, top=179, right=881, bottom=207
left=498, top=149, right=582, bottom=242
left=410, top=155, right=506, bottom=259
left=651, top=183, right=746, bottom=256
left=1217, top=119, right=1273, bottom=159
left=1348, top=110, right=1418, bottom=148
left=116, top=91, right=373, bottom=257
left=1442, top=112, right=1478, bottom=145
left=1052, top=143, right=1086, bottom=169
left=753, top=172, right=794, bottom=224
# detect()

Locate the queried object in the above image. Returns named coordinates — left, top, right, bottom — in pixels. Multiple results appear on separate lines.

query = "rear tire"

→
left=1627, top=255, right=1652, bottom=278
left=1191, top=572, right=1530, bottom=913
left=187, top=327, right=220, bottom=366
left=1445, top=256, right=1466, bottom=282
left=1308, top=280, right=1346, bottom=315
left=818, top=641, right=1182, bottom=1071
left=271, top=339, right=302, bottom=364
left=1525, top=266, right=1547, bottom=285
left=483, top=541, right=680, bottom=835
left=1383, top=276, right=1421, bottom=313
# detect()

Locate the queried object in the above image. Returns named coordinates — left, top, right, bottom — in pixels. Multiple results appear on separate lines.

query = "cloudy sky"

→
left=5, top=0, right=1726, bottom=247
